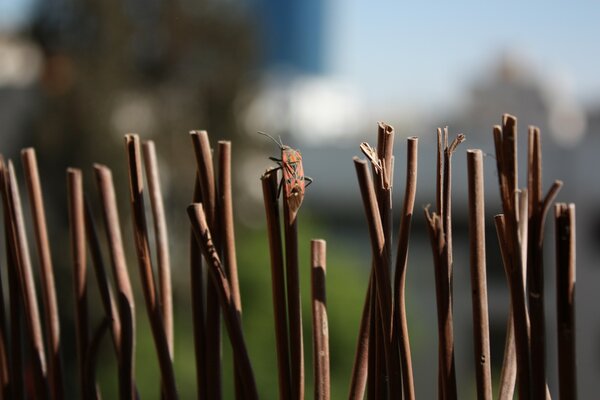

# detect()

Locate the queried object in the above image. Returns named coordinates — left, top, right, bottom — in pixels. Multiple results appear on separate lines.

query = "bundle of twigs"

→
left=0, top=112, right=577, bottom=400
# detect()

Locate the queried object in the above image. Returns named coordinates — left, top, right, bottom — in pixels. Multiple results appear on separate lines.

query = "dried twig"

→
left=283, top=181, right=305, bottom=400
left=84, top=198, right=121, bottom=354
left=217, top=141, right=244, bottom=398
left=348, top=274, right=372, bottom=400
left=0, top=157, right=23, bottom=400
left=555, top=203, right=576, bottom=399
left=425, top=128, right=463, bottom=400
left=190, top=130, right=222, bottom=399
left=21, top=148, right=63, bottom=399
left=494, top=215, right=517, bottom=400
left=142, top=140, right=174, bottom=360
left=261, top=169, right=292, bottom=399
left=393, top=137, right=418, bottom=400
left=187, top=203, right=258, bottom=400
left=67, top=168, right=89, bottom=399
left=125, top=134, right=178, bottom=399
left=311, top=239, right=329, bottom=400
left=4, top=160, right=49, bottom=399
left=466, top=150, right=492, bottom=400
left=493, top=115, right=531, bottom=400
left=94, top=164, right=136, bottom=400
left=354, top=157, right=398, bottom=398
left=188, top=177, right=208, bottom=400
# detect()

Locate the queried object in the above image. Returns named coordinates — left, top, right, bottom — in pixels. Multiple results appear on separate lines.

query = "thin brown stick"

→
left=187, top=203, right=258, bottom=400
left=67, top=168, right=89, bottom=399
left=218, top=141, right=241, bottom=312
left=526, top=127, right=563, bottom=400
left=555, top=203, right=576, bottom=399
left=0, top=157, right=23, bottom=400
left=142, top=140, right=174, bottom=360
left=0, top=158, right=11, bottom=400
left=374, top=124, right=402, bottom=398
left=283, top=185, right=305, bottom=400
left=261, top=170, right=292, bottom=399
left=311, top=239, right=330, bottom=400
left=189, top=176, right=208, bottom=400
left=94, top=164, right=136, bottom=400
left=0, top=274, right=7, bottom=400
left=366, top=275, right=377, bottom=400
left=424, top=208, right=448, bottom=400
left=427, top=130, right=463, bottom=400
left=5, top=160, right=49, bottom=399
left=494, top=115, right=531, bottom=400
left=21, top=149, right=63, bottom=400
left=393, top=137, right=418, bottom=400
left=84, top=197, right=121, bottom=354
left=353, top=157, right=398, bottom=398
left=348, top=273, right=372, bottom=400
left=84, top=319, right=110, bottom=400
left=190, top=130, right=222, bottom=400
left=125, top=134, right=178, bottom=399
left=466, top=150, right=492, bottom=400
left=494, top=215, right=517, bottom=400
left=217, top=141, right=244, bottom=399
left=526, top=127, right=546, bottom=400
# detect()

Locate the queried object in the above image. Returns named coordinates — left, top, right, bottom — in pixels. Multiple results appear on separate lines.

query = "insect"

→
left=259, top=132, right=312, bottom=219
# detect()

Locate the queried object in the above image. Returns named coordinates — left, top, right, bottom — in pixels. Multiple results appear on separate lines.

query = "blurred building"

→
left=253, top=0, right=325, bottom=74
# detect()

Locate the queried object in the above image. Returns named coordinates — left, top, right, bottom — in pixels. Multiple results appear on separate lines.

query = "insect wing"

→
left=281, top=148, right=305, bottom=198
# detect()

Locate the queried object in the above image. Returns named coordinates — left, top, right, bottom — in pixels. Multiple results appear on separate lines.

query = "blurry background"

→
left=0, top=0, right=599, bottom=398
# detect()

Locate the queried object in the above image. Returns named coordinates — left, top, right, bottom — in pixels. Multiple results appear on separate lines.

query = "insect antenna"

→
left=258, top=131, right=283, bottom=149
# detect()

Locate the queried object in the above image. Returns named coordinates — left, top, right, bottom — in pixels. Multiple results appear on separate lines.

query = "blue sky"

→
left=326, top=1, right=600, bottom=109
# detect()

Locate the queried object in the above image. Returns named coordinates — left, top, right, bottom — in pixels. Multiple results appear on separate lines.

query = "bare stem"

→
left=21, top=148, right=63, bottom=399
left=261, top=170, right=292, bottom=400
left=393, top=137, right=418, bottom=400
left=125, top=134, right=178, bottom=399
left=466, top=150, right=492, bottom=400
left=67, top=168, right=89, bottom=399
left=555, top=203, right=576, bottom=399
left=94, top=164, right=135, bottom=400
left=142, top=140, right=174, bottom=360
left=187, top=203, right=258, bottom=400
left=311, top=239, right=329, bottom=400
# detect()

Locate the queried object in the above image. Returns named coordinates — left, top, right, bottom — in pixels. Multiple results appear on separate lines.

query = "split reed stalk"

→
left=261, top=170, right=292, bottom=400
left=492, top=115, right=531, bottom=400
left=21, top=149, right=63, bottom=399
left=425, top=128, right=463, bottom=400
left=353, top=157, right=398, bottom=398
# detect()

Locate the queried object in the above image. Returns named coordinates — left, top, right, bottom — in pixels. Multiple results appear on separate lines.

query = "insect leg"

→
left=304, top=176, right=314, bottom=187
left=269, top=156, right=282, bottom=163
